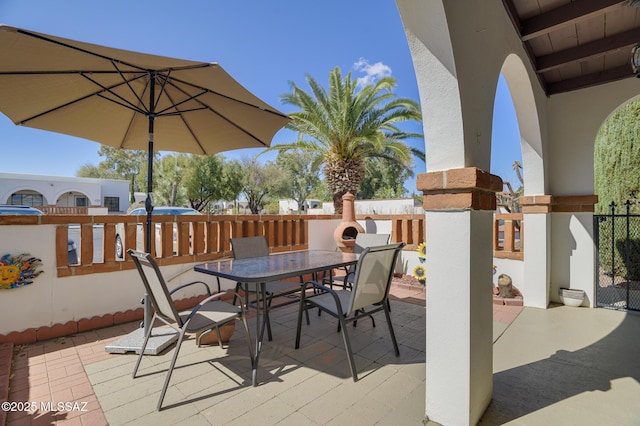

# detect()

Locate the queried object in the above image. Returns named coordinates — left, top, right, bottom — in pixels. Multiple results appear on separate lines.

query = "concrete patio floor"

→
left=480, top=304, right=640, bottom=425
left=4, top=282, right=639, bottom=425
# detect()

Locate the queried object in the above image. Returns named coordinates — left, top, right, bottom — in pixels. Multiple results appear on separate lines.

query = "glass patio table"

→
left=194, top=249, right=358, bottom=386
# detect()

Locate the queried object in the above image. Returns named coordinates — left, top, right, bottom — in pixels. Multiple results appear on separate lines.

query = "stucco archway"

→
left=396, top=0, right=555, bottom=423
left=396, top=2, right=509, bottom=424
left=54, top=189, right=92, bottom=207
left=2, top=188, right=48, bottom=206
left=500, top=53, right=545, bottom=195
left=396, top=0, right=640, bottom=424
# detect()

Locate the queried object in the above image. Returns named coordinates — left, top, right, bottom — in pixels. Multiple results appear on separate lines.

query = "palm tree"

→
left=266, top=67, right=423, bottom=214
left=513, top=160, right=523, bottom=185
left=497, top=160, right=524, bottom=214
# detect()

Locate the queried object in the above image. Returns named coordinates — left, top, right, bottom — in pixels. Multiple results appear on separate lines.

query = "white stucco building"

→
left=310, top=198, right=423, bottom=215
left=0, top=172, right=129, bottom=213
left=395, top=1, right=640, bottom=424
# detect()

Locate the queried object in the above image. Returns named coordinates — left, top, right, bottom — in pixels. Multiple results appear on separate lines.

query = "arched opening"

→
left=594, top=96, right=640, bottom=214
left=593, top=96, right=640, bottom=312
left=490, top=73, right=524, bottom=302
left=491, top=74, right=523, bottom=212
left=499, top=54, right=544, bottom=196
left=490, top=54, right=544, bottom=307
left=56, top=190, right=89, bottom=208
left=6, top=189, right=47, bottom=206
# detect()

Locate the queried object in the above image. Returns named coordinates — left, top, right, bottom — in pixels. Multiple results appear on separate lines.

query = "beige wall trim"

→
left=417, top=167, right=503, bottom=211
left=521, top=195, right=598, bottom=213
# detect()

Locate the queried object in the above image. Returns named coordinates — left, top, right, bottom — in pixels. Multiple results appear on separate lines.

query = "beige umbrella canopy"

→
left=0, top=25, right=289, bottom=154
left=0, top=24, right=289, bottom=348
left=0, top=24, right=289, bottom=249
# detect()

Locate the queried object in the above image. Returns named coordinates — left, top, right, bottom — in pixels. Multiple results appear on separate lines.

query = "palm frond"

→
left=276, top=66, right=423, bottom=211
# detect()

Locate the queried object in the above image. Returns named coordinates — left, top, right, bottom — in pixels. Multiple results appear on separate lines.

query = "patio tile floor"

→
left=0, top=282, right=530, bottom=425
left=3, top=283, right=637, bottom=425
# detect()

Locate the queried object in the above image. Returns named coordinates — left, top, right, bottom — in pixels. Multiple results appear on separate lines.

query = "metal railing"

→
left=594, top=201, right=640, bottom=311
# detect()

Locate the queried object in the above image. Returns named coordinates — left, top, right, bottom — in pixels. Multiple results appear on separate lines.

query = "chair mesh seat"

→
left=307, top=290, right=352, bottom=316
left=295, top=243, right=405, bottom=382
left=127, top=249, right=254, bottom=411
left=181, top=301, right=242, bottom=333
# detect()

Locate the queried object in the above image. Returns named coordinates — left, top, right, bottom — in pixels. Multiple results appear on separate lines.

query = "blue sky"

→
left=0, top=0, right=522, bottom=192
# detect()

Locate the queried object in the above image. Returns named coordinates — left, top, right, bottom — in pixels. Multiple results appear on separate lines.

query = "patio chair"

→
left=128, top=249, right=254, bottom=411
left=323, top=233, right=393, bottom=314
left=324, top=233, right=391, bottom=290
left=295, top=242, right=405, bottom=381
left=230, top=236, right=309, bottom=341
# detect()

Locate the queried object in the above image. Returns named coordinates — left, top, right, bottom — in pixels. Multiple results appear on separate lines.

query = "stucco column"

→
left=417, top=167, right=502, bottom=426
left=520, top=195, right=597, bottom=308
left=520, top=195, right=552, bottom=308
left=559, top=196, right=598, bottom=306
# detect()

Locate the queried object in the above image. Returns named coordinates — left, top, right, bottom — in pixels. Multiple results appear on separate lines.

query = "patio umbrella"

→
left=0, top=24, right=290, bottom=353
left=0, top=25, right=288, bottom=246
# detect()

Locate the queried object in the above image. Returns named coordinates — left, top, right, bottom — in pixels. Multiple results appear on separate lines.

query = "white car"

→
left=115, top=207, right=201, bottom=259
left=0, top=204, right=44, bottom=215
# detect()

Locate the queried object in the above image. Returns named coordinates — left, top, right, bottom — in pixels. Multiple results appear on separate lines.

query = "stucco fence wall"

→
left=0, top=219, right=523, bottom=339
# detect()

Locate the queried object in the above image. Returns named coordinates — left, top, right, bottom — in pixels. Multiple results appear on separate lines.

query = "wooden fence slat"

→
left=80, top=224, right=93, bottom=265
left=18, top=212, right=535, bottom=274
left=55, top=226, right=69, bottom=267
left=103, top=223, right=116, bottom=262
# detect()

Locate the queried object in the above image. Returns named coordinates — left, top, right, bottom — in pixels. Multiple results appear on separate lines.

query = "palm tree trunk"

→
left=325, top=157, right=365, bottom=214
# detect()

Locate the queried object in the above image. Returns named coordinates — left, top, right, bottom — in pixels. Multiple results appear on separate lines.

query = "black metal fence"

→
left=594, top=201, right=640, bottom=311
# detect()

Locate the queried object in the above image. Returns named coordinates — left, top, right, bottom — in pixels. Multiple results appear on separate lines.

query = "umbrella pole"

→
left=106, top=76, right=177, bottom=355
left=142, top=75, right=156, bottom=337
left=142, top=115, right=154, bottom=337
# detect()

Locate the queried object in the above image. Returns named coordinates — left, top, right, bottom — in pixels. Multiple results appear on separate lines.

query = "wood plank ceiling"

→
left=502, top=0, right=640, bottom=95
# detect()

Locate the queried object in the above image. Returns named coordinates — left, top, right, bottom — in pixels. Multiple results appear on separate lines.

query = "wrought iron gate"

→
left=594, top=201, right=640, bottom=311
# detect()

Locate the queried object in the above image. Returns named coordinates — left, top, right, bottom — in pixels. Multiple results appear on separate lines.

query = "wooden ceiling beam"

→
left=537, top=28, right=640, bottom=73
left=502, top=0, right=548, bottom=93
left=547, top=64, right=635, bottom=95
left=521, top=0, right=626, bottom=41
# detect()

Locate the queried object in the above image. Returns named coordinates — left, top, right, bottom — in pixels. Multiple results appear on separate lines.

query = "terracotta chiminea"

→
left=333, top=192, right=365, bottom=252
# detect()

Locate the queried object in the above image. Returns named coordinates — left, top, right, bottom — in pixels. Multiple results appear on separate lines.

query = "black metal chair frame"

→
left=128, top=249, right=254, bottom=410
left=324, top=233, right=391, bottom=290
left=295, top=242, right=405, bottom=381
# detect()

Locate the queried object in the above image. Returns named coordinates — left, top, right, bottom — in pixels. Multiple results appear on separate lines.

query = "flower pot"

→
left=195, top=321, right=236, bottom=345
left=559, top=288, right=585, bottom=307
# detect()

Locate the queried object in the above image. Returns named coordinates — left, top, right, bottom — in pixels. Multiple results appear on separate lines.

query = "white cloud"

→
left=353, top=58, right=392, bottom=87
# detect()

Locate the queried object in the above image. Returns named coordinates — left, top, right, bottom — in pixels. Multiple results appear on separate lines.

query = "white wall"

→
left=0, top=224, right=227, bottom=335
left=492, top=257, right=525, bottom=292
left=99, top=179, right=130, bottom=212
left=550, top=213, right=596, bottom=307
left=0, top=172, right=129, bottom=211
left=0, top=219, right=423, bottom=335
left=313, top=198, right=423, bottom=215
left=307, top=219, right=340, bottom=251
left=279, top=199, right=321, bottom=214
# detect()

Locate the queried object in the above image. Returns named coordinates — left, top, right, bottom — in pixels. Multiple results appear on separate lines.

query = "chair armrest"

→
left=184, top=289, right=247, bottom=323
left=344, top=270, right=355, bottom=283
left=322, top=267, right=354, bottom=285
left=169, top=280, right=212, bottom=297
left=303, top=280, right=330, bottom=292
left=302, top=280, right=346, bottom=314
